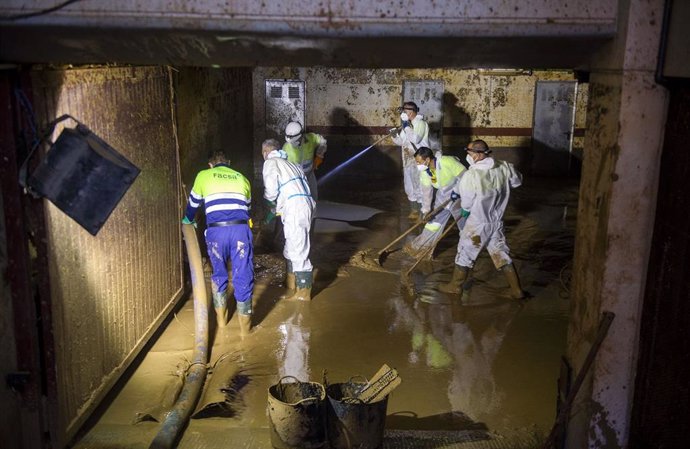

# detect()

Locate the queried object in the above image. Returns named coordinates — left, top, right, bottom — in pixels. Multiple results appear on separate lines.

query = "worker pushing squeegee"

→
left=402, top=146, right=468, bottom=259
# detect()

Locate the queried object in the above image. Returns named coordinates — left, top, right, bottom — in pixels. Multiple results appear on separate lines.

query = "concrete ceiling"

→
left=0, top=0, right=617, bottom=69
left=0, top=26, right=611, bottom=69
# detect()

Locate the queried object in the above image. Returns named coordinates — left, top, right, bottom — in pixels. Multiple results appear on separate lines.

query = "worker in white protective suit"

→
left=390, top=101, right=429, bottom=221
left=439, top=139, right=527, bottom=300
left=404, top=146, right=467, bottom=260
left=282, top=121, right=327, bottom=201
left=262, top=138, right=316, bottom=301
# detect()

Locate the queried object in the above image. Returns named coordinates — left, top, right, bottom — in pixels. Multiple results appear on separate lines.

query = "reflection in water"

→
left=277, top=311, right=311, bottom=382
left=447, top=304, right=520, bottom=420
left=389, top=294, right=521, bottom=423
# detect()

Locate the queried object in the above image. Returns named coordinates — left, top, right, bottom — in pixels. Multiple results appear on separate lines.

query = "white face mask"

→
left=466, top=155, right=476, bottom=166
left=416, top=163, right=428, bottom=172
left=286, top=135, right=302, bottom=146
left=400, top=112, right=410, bottom=122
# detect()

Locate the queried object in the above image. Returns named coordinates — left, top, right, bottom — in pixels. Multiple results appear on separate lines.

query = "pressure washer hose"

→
left=150, top=223, right=209, bottom=448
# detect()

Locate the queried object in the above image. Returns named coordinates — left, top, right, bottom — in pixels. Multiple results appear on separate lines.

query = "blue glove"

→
left=401, top=120, right=410, bottom=129
left=181, top=216, right=197, bottom=228
left=450, top=191, right=460, bottom=202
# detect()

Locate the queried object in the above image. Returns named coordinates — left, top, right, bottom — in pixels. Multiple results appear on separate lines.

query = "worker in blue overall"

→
left=182, top=150, right=254, bottom=335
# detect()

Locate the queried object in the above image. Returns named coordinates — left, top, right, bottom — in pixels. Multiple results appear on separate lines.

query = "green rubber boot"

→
left=212, top=291, right=229, bottom=327
left=284, top=271, right=313, bottom=301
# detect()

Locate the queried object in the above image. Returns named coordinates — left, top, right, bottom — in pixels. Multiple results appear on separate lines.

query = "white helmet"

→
left=285, top=121, right=303, bottom=144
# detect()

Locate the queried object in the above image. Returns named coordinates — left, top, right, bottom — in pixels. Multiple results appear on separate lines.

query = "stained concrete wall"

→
left=175, top=67, right=255, bottom=191
left=30, top=66, right=185, bottom=447
left=252, top=67, right=587, bottom=180
left=567, top=0, right=668, bottom=448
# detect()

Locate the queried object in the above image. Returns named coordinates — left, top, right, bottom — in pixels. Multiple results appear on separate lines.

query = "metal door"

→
left=532, top=81, right=577, bottom=175
left=402, top=80, right=444, bottom=152
left=265, top=79, right=305, bottom=139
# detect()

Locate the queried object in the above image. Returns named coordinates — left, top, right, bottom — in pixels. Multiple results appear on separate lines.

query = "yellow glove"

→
left=248, top=218, right=253, bottom=229
left=314, top=155, right=324, bottom=170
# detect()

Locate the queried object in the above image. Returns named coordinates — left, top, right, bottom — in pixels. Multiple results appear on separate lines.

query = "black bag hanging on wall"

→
left=19, top=115, right=140, bottom=236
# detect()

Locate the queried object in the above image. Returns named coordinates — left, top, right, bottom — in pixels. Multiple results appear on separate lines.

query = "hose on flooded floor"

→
left=149, top=223, right=209, bottom=449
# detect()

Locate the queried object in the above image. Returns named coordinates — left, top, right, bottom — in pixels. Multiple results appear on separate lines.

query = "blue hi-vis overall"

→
left=184, top=163, right=254, bottom=302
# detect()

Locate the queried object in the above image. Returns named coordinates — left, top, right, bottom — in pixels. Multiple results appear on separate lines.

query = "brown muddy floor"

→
left=74, top=176, right=577, bottom=449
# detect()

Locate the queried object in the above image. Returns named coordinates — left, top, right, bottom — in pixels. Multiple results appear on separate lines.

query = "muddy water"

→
left=76, top=177, right=576, bottom=448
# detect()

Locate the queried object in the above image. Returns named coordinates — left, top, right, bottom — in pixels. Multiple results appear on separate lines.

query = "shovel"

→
left=376, top=198, right=451, bottom=266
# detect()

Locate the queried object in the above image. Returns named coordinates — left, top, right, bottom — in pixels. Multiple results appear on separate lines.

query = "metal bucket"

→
left=326, top=381, right=388, bottom=449
left=267, top=376, right=326, bottom=449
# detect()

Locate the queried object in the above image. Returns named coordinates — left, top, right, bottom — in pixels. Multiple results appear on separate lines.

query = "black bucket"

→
left=267, top=376, right=326, bottom=449
left=326, top=381, right=388, bottom=449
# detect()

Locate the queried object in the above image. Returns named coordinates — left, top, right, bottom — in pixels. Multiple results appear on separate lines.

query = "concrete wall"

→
left=30, top=66, right=185, bottom=446
left=175, top=67, right=255, bottom=190
left=252, top=67, right=587, bottom=180
left=567, top=0, right=668, bottom=448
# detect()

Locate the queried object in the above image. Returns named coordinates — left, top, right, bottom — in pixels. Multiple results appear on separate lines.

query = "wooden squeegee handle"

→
left=376, top=198, right=452, bottom=257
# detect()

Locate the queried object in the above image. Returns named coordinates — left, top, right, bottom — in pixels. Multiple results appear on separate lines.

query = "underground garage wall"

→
left=29, top=66, right=184, bottom=446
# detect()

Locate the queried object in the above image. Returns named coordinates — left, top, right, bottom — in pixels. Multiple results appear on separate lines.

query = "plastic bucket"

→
left=326, top=381, right=388, bottom=449
left=267, top=376, right=326, bottom=449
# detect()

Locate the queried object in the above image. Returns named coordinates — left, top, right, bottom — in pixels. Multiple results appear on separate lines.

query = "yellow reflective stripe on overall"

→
left=424, top=221, right=442, bottom=232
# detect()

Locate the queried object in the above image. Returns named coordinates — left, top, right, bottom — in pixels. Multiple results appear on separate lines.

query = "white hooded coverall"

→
left=392, top=114, right=429, bottom=204
left=263, top=150, right=316, bottom=272
left=455, top=157, right=522, bottom=269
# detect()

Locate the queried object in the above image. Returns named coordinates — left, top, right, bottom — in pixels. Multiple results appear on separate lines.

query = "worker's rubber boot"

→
left=238, top=314, right=252, bottom=336
left=439, top=265, right=469, bottom=295
left=407, top=201, right=421, bottom=221
left=284, top=271, right=313, bottom=301
left=285, top=260, right=296, bottom=296
left=236, top=298, right=253, bottom=336
left=502, top=263, right=526, bottom=299
left=212, top=291, right=229, bottom=328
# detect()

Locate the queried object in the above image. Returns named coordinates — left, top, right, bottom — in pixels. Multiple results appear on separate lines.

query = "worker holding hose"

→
left=440, top=139, right=526, bottom=300
left=390, top=101, right=429, bottom=221
left=403, top=146, right=466, bottom=258
left=182, top=150, right=254, bottom=335
left=262, top=138, right=316, bottom=301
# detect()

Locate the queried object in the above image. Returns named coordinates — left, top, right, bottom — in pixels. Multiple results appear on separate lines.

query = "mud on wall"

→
left=30, top=66, right=184, bottom=447
left=175, top=67, right=254, bottom=191
left=252, top=67, right=587, bottom=178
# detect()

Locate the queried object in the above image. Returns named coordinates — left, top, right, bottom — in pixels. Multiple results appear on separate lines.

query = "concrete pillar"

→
left=567, top=0, right=668, bottom=448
